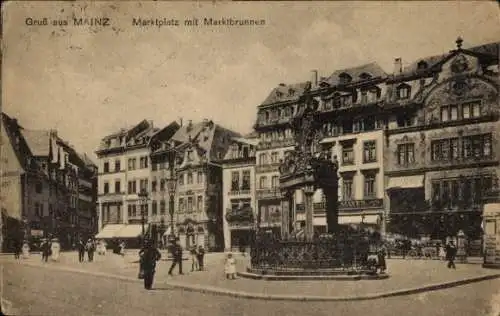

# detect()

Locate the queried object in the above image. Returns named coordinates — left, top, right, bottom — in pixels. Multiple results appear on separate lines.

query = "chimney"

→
left=393, top=58, right=402, bottom=75
left=179, top=118, right=183, bottom=127
left=311, top=70, right=318, bottom=87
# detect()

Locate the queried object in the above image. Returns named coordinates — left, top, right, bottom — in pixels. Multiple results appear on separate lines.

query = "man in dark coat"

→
left=139, top=239, right=161, bottom=290
left=445, top=240, right=457, bottom=269
left=41, top=239, right=50, bottom=262
left=86, top=239, right=95, bottom=262
left=168, top=238, right=184, bottom=276
left=77, top=238, right=86, bottom=263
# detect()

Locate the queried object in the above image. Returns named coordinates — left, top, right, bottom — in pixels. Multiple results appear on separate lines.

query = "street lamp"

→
left=166, top=175, right=177, bottom=242
left=138, top=189, right=149, bottom=242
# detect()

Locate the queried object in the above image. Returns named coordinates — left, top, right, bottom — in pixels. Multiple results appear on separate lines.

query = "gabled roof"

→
left=231, top=136, right=259, bottom=147
left=171, top=121, right=207, bottom=144
left=21, top=129, right=51, bottom=157
left=323, top=62, right=387, bottom=86
left=260, top=82, right=310, bottom=106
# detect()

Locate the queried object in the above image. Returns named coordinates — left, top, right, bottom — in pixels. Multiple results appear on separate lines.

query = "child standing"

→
left=197, top=245, right=205, bottom=271
left=190, top=245, right=199, bottom=272
left=224, top=253, right=236, bottom=279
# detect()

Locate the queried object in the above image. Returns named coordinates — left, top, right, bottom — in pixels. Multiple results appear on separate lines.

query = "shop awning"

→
left=313, top=215, right=380, bottom=226
left=339, top=214, right=380, bottom=225
left=114, top=224, right=144, bottom=238
left=387, top=175, right=424, bottom=190
left=95, top=224, right=126, bottom=239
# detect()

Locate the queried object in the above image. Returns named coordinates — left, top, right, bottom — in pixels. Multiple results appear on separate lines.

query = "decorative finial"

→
left=456, top=36, right=463, bottom=49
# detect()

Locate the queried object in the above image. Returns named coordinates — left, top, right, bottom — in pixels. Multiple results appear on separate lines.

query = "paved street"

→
left=2, top=261, right=500, bottom=316
left=3, top=251, right=499, bottom=298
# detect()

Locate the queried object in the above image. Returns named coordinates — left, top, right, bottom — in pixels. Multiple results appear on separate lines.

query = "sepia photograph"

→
left=1, top=1, right=499, bottom=315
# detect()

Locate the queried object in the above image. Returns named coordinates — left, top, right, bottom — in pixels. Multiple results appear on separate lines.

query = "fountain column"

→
left=280, top=189, right=292, bottom=239
left=303, top=184, right=315, bottom=241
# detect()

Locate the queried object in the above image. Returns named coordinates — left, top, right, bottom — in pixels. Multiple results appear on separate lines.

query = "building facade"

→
left=254, top=82, right=308, bottom=236
left=1, top=113, right=97, bottom=250
left=384, top=39, right=499, bottom=242
left=221, top=134, right=258, bottom=251
left=150, top=119, right=239, bottom=251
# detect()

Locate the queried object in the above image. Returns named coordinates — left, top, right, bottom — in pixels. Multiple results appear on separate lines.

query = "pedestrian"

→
left=41, top=239, right=50, bottom=263
left=77, top=238, right=86, bottom=263
left=86, top=239, right=95, bottom=262
left=119, top=241, right=126, bottom=256
left=190, top=245, right=199, bottom=272
left=377, top=243, right=387, bottom=274
left=13, top=239, right=21, bottom=260
left=439, top=244, right=446, bottom=261
left=224, top=252, right=236, bottom=279
left=445, top=240, right=457, bottom=269
left=139, top=239, right=161, bottom=290
left=196, top=245, right=205, bottom=271
left=168, top=238, right=184, bottom=276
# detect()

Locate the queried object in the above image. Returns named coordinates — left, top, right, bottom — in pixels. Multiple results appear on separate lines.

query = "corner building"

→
left=384, top=39, right=499, bottom=246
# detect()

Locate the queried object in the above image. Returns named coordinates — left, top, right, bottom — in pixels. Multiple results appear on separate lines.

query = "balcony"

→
left=256, top=188, right=282, bottom=200
left=255, top=163, right=281, bottom=173
left=255, top=117, right=292, bottom=129
left=257, top=138, right=295, bottom=150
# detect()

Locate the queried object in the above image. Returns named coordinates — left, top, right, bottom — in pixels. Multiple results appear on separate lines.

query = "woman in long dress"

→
left=224, top=253, right=236, bottom=279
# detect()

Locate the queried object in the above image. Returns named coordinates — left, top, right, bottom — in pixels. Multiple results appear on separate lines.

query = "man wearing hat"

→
left=139, top=239, right=161, bottom=290
left=168, top=237, right=184, bottom=276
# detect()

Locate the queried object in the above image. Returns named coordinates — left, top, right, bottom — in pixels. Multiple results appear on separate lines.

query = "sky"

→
left=3, top=1, right=499, bottom=160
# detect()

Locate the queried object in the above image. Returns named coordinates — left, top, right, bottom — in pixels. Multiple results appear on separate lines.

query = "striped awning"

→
left=95, top=224, right=126, bottom=239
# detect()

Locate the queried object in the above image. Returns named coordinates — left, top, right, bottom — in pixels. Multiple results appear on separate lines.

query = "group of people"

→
left=77, top=238, right=99, bottom=263
left=189, top=244, right=206, bottom=272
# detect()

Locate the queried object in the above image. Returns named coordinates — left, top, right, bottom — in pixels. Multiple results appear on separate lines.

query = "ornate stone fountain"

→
left=241, top=99, right=386, bottom=280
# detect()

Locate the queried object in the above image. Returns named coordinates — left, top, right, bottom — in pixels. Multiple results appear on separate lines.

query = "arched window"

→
left=359, top=72, right=372, bottom=80
left=339, top=72, right=352, bottom=84
left=396, top=83, right=411, bottom=100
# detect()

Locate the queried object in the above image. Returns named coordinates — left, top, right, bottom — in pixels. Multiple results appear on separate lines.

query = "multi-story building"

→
left=221, top=133, right=258, bottom=251
left=95, top=120, right=160, bottom=247
left=301, top=64, right=388, bottom=233
left=150, top=119, right=239, bottom=251
left=253, top=82, right=308, bottom=236
left=1, top=113, right=97, bottom=250
left=384, top=38, right=499, bottom=242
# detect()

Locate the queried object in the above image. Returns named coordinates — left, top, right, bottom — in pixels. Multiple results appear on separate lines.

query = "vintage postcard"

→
left=1, top=1, right=499, bottom=315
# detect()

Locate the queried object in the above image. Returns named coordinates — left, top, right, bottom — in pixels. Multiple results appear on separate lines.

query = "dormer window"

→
left=276, top=90, right=283, bottom=98
left=288, top=88, right=295, bottom=96
left=339, top=73, right=352, bottom=84
left=417, top=61, right=428, bottom=71
left=187, top=150, right=193, bottom=162
left=396, top=84, right=411, bottom=99
left=359, top=72, right=372, bottom=80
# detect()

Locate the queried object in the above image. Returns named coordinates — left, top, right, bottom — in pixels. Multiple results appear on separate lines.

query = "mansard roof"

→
left=260, top=82, right=310, bottom=107
left=323, top=62, right=387, bottom=86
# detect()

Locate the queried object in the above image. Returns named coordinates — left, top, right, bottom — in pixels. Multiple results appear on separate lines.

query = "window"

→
left=160, top=200, right=166, bottom=215
left=231, top=171, right=239, bottom=191
left=450, top=138, right=459, bottom=159
left=187, top=150, right=193, bottom=162
left=179, top=174, right=184, bottom=185
left=179, top=198, right=185, bottom=212
left=139, top=156, right=148, bottom=169
left=104, top=182, right=109, bottom=194
left=127, top=180, right=137, bottom=194
left=260, top=153, right=267, bottom=165
left=342, top=176, right=354, bottom=201
left=114, top=180, right=121, bottom=193
left=242, top=170, right=251, bottom=191
left=432, top=181, right=441, bottom=203
left=139, top=179, right=148, bottom=192
left=187, top=197, right=193, bottom=212
left=103, top=162, right=110, bottom=173
left=128, top=204, right=137, bottom=217
left=187, top=172, right=193, bottom=184
left=127, top=158, right=136, bottom=170
left=152, top=162, right=158, bottom=171
left=396, top=114, right=414, bottom=128
left=463, top=134, right=492, bottom=159
left=271, top=152, right=279, bottom=164
left=197, top=171, right=203, bottom=183
left=397, top=85, right=410, bottom=99
left=432, top=176, right=494, bottom=209
left=271, top=175, right=279, bottom=188
left=342, top=143, right=354, bottom=165
left=361, top=91, right=368, bottom=104
left=397, top=143, right=415, bottom=165
left=114, top=160, right=121, bottom=172
left=364, top=174, right=376, bottom=198
left=152, top=201, right=158, bottom=216
left=35, top=182, right=42, bottom=193
left=197, top=196, right=203, bottom=211
left=151, top=180, right=157, bottom=192
left=259, top=176, right=268, bottom=189
left=363, top=141, right=376, bottom=163
left=432, top=138, right=459, bottom=161
left=450, top=105, right=458, bottom=120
